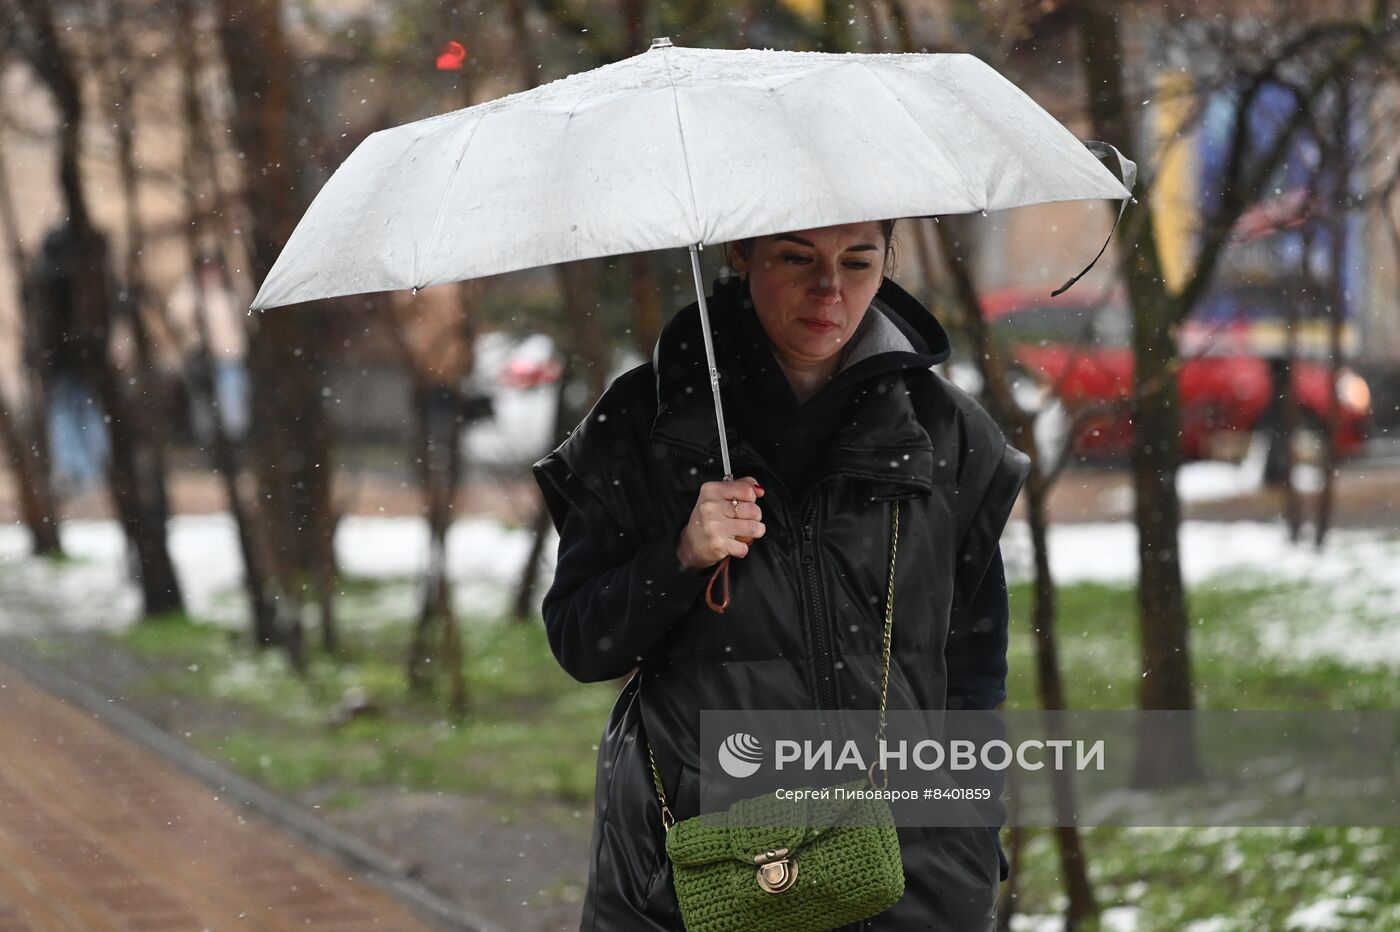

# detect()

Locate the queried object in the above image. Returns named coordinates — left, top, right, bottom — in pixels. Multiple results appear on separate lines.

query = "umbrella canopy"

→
left=250, top=42, right=1131, bottom=312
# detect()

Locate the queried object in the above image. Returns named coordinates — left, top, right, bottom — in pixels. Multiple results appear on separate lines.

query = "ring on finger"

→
left=729, top=498, right=739, bottom=519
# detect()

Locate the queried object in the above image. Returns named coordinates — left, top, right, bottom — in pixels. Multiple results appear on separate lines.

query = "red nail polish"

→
left=753, top=482, right=765, bottom=495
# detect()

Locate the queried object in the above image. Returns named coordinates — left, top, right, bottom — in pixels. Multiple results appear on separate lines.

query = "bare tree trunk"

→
left=0, top=400, right=61, bottom=554
left=932, top=218, right=1098, bottom=927
left=883, top=0, right=914, bottom=49
left=513, top=498, right=556, bottom=622
left=405, top=382, right=468, bottom=717
left=0, top=85, right=63, bottom=556
left=504, top=0, right=538, bottom=90
left=1077, top=3, right=1200, bottom=786
left=622, top=0, right=647, bottom=54
left=16, top=0, right=185, bottom=617
left=628, top=254, right=662, bottom=358
left=100, top=0, right=180, bottom=595
left=434, top=550, right=468, bottom=719
left=513, top=357, right=576, bottom=621
left=176, top=0, right=278, bottom=643
left=995, top=767, right=1023, bottom=931
left=857, top=0, right=885, bottom=47
left=559, top=260, right=611, bottom=402
left=735, top=0, right=761, bottom=45
left=819, top=0, right=845, bottom=50
left=510, top=263, right=609, bottom=617
left=215, top=0, right=338, bottom=670
left=94, top=297, right=187, bottom=617
left=1026, top=489, right=1099, bottom=928
left=184, top=13, right=253, bottom=281
left=504, top=1, right=621, bottom=628
left=1316, top=81, right=1350, bottom=548
left=1283, top=233, right=1307, bottom=540
left=1316, top=301, right=1343, bottom=547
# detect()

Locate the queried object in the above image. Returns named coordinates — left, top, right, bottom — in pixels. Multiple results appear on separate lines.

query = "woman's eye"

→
left=844, top=261, right=873, bottom=270
left=781, top=253, right=812, bottom=264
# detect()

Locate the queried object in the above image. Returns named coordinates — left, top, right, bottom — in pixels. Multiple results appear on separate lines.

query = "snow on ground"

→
left=1001, top=518, right=1400, bottom=589
left=1182, top=459, right=1326, bottom=500
left=1001, top=519, right=1400, bottom=668
left=1095, top=437, right=1325, bottom=511
left=2, top=513, right=1397, bottom=668
left=1285, top=897, right=1371, bottom=930
left=1008, top=911, right=1141, bottom=932
left=0, top=514, right=540, bottom=635
left=1181, top=920, right=1233, bottom=932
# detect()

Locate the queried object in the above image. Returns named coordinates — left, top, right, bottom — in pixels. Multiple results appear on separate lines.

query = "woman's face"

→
left=731, top=222, right=887, bottom=373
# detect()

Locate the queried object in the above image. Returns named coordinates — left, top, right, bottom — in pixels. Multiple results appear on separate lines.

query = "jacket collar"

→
left=650, top=276, right=951, bottom=496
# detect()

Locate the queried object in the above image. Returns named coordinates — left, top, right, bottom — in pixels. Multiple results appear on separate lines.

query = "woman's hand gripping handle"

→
left=676, top=477, right=765, bottom=613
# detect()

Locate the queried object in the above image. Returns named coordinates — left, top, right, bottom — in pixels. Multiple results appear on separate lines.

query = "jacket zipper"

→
left=737, top=456, right=843, bottom=739
left=663, top=443, right=867, bottom=740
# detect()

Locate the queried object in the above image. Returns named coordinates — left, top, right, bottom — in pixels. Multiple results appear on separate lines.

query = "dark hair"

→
left=727, top=218, right=898, bottom=270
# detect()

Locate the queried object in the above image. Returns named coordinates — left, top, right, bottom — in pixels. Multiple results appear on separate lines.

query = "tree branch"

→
left=1177, top=24, right=1375, bottom=317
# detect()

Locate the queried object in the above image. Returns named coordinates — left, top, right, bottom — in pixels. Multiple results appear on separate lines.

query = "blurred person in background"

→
left=165, top=251, right=250, bottom=444
left=390, top=285, right=474, bottom=473
left=25, top=223, right=109, bottom=491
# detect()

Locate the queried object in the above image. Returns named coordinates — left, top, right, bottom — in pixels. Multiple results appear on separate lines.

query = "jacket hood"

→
left=644, top=275, right=956, bottom=505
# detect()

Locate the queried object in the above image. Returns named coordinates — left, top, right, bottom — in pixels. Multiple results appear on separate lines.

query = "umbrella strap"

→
left=1052, top=141, right=1139, bottom=297
left=705, top=556, right=732, bottom=613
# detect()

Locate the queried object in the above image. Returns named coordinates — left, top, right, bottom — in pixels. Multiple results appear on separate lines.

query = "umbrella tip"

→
left=650, top=37, right=673, bottom=50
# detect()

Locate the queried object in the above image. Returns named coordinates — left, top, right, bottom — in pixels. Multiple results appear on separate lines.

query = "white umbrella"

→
left=252, top=40, right=1134, bottom=477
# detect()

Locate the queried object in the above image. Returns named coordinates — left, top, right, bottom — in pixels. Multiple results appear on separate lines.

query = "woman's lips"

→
left=798, top=318, right=838, bottom=333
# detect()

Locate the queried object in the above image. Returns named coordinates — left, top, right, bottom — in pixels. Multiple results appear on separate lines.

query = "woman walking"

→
left=534, top=220, right=1028, bottom=930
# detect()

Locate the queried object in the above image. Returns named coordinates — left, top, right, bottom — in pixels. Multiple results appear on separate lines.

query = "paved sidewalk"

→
left=0, top=661, right=437, bottom=931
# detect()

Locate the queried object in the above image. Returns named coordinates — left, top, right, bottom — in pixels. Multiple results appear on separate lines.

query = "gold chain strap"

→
left=648, top=741, right=676, bottom=831
left=873, top=500, right=896, bottom=738
left=871, top=501, right=899, bottom=787
left=648, top=501, right=901, bottom=830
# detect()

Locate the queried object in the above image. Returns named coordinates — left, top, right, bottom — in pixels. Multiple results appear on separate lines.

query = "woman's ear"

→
left=727, top=245, right=746, bottom=279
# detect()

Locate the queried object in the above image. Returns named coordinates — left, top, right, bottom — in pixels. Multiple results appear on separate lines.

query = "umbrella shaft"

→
left=689, top=244, right=733, bottom=481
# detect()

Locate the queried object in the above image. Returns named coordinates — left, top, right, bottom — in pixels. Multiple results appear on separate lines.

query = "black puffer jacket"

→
left=534, top=276, right=1029, bottom=931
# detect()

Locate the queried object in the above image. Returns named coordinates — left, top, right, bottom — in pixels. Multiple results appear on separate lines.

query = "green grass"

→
left=121, top=611, right=238, bottom=658
left=1001, top=578, right=1399, bottom=929
left=1006, top=825, right=1398, bottom=930
left=1004, top=580, right=1400, bottom=711
left=102, top=571, right=1398, bottom=929
left=112, top=587, right=614, bottom=805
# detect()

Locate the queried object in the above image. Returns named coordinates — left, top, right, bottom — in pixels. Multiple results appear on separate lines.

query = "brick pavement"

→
left=0, top=661, right=436, bottom=931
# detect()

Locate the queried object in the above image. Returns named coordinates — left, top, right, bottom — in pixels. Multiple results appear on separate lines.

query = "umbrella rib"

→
left=658, top=47, right=704, bottom=243
left=859, top=62, right=987, bottom=215
left=416, top=113, right=489, bottom=290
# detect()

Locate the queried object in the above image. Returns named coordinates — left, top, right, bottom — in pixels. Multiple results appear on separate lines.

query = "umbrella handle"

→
left=705, top=556, right=732, bottom=613
left=704, top=530, right=755, bottom=614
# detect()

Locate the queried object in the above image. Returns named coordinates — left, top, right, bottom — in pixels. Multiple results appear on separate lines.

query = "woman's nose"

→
left=808, top=270, right=840, bottom=304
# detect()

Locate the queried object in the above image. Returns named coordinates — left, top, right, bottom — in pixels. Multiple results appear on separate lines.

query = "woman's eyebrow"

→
left=774, top=234, right=880, bottom=252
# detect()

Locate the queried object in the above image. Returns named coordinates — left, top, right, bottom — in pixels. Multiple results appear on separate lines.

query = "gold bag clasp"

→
left=753, top=848, right=798, bottom=894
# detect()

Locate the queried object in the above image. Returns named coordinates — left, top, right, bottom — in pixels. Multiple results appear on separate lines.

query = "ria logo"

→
left=717, top=733, right=764, bottom=778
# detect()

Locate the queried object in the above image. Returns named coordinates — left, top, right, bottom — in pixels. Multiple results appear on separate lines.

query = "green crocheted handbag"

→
left=646, top=504, right=906, bottom=932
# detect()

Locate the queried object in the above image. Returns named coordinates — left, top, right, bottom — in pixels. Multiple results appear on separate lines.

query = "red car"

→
left=980, top=287, right=1371, bottom=464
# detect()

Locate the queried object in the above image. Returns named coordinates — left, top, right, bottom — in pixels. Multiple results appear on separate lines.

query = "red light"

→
left=436, top=40, right=466, bottom=71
